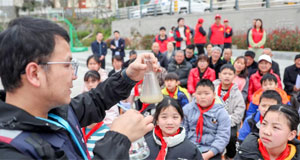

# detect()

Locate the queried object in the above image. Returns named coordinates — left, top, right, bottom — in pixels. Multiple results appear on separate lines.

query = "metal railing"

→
left=115, top=0, right=300, bottom=19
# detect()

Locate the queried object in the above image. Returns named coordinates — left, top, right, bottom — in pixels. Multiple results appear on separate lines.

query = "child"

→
left=86, top=55, right=108, bottom=82
left=246, top=73, right=290, bottom=118
left=145, top=96, right=203, bottom=160
left=235, top=104, right=300, bottom=159
left=183, top=79, right=231, bottom=160
left=108, top=55, right=123, bottom=77
left=161, top=72, right=190, bottom=107
left=213, top=64, right=245, bottom=159
left=233, top=56, right=249, bottom=101
left=238, top=90, right=282, bottom=143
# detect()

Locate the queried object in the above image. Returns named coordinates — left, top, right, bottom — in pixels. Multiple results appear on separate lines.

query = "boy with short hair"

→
left=213, top=64, right=245, bottom=159
left=246, top=73, right=290, bottom=118
left=108, top=55, right=123, bottom=77
left=183, top=79, right=231, bottom=160
left=238, top=90, right=282, bottom=143
left=161, top=72, right=190, bottom=107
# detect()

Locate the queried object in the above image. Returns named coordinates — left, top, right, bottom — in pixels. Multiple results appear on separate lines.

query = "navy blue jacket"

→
left=110, top=38, right=125, bottom=58
left=91, top=40, right=107, bottom=57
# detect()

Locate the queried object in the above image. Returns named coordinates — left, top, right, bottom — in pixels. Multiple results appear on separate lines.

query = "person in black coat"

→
left=91, top=32, right=107, bottom=69
left=284, top=54, right=300, bottom=95
left=110, top=30, right=125, bottom=59
left=263, top=48, right=281, bottom=79
left=123, top=50, right=137, bottom=68
left=152, top=42, right=168, bottom=69
left=245, top=50, right=258, bottom=78
left=209, top=46, right=226, bottom=79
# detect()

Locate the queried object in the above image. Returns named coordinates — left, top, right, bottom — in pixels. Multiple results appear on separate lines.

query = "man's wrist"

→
left=121, top=69, right=139, bottom=85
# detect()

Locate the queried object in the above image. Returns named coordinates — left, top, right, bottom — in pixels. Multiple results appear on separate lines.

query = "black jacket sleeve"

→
left=173, top=28, right=183, bottom=42
left=0, top=142, right=35, bottom=159
left=225, top=28, right=233, bottom=38
left=93, top=131, right=131, bottom=160
left=103, top=43, right=107, bottom=56
left=208, top=27, right=212, bottom=40
left=199, top=26, right=206, bottom=36
left=70, top=70, right=136, bottom=127
left=283, top=67, right=295, bottom=95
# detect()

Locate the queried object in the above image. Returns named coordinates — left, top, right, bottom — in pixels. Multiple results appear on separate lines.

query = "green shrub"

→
left=140, top=34, right=155, bottom=50
left=77, top=30, right=90, bottom=39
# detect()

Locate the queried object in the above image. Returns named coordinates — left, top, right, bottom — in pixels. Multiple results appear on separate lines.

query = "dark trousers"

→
left=100, top=58, right=105, bottom=69
left=225, top=126, right=238, bottom=158
left=196, top=43, right=205, bottom=55
left=224, top=43, right=232, bottom=49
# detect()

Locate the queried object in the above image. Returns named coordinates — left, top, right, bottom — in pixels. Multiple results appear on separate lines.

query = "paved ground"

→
left=0, top=48, right=298, bottom=98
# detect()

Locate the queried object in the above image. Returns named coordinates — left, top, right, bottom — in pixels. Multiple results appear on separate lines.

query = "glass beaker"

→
left=129, top=137, right=150, bottom=160
left=139, top=59, right=163, bottom=104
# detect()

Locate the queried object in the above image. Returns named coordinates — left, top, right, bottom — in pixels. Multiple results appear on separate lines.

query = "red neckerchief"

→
left=259, top=139, right=290, bottom=160
left=196, top=99, right=215, bottom=143
left=81, top=122, right=104, bottom=143
left=217, top=83, right=233, bottom=102
left=134, top=80, right=143, bottom=96
left=260, top=115, right=264, bottom=123
left=166, top=87, right=177, bottom=98
left=155, top=126, right=180, bottom=160
left=139, top=103, right=150, bottom=113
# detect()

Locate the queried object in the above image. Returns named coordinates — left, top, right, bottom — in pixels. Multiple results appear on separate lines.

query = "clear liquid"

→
left=140, top=94, right=163, bottom=104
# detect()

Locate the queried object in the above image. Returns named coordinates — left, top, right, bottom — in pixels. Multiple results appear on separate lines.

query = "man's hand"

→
left=294, top=85, right=299, bottom=92
left=110, top=45, right=116, bottom=49
left=126, top=53, right=159, bottom=82
left=110, top=110, right=154, bottom=142
left=100, top=55, right=105, bottom=61
left=202, top=151, right=214, bottom=160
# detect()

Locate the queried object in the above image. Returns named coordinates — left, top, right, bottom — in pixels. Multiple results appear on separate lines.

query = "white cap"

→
left=258, top=54, right=272, bottom=64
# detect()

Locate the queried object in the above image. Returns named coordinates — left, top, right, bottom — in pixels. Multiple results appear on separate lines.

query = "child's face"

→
left=157, top=106, right=182, bottom=137
left=84, top=78, right=100, bottom=91
left=259, top=111, right=296, bottom=151
left=262, top=80, right=277, bottom=91
left=259, top=98, right=278, bottom=117
left=113, top=59, right=123, bottom=70
left=234, top=58, right=246, bottom=73
left=194, top=86, right=215, bottom=107
left=87, top=58, right=101, bottom=71
left=165, top=79, right=178, bottom=92
left=219, top=68, right=235, bottom=85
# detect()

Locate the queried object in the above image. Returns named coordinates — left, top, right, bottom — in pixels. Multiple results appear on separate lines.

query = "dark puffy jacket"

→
left=235, top=133, right=300, bottom=160
left=185, top=55, right=198, bottom=68
left=209, top=57, right=226, bottom=79
left=167, top=59, right=192, bottom=88
left=284, top=64, right=300, bottom=95
left=0, top=71, right=136, bottom=159
left=153, top=51, right=169, bottom=69
left=145, top=127, right=203, bottom=160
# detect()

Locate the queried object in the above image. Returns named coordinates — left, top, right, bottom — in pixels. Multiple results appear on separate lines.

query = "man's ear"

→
left=177, top=80, right=180, bottom=85
left=24, top=62, right=42, bottom=88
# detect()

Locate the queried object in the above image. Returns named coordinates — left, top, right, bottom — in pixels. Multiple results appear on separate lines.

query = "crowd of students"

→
left=84, top=15, right=300, bottom=160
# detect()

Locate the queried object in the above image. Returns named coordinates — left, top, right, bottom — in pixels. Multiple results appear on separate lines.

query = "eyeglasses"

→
left=39, top=59, right=79, bottom=76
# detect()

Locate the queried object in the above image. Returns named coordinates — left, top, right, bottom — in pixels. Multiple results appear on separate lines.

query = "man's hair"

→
left=113, top=55, right=123, bottom=62
left=175, top=50, right=184, bottom=56
left=164, top=72, right=179, bottom=81
left=244, top=50, right=255, bottom=59
left=259, top=90, right=282, bottom=104
left=0, top=17, right=69, bottom=92
left=186, top=44, right=195, bottom=51
left=129, top=50, right=137, bottom=56
left=196, top=79, right=215, bottom=92
left=159, top=26, right=166, bottom=31
left=260, top=73, right=277, bottom=85
left=177, top=17, right=184, bottom=23
left=114, top=30, right=120, bottom=34
left=220, top=64, right=235, bottom=73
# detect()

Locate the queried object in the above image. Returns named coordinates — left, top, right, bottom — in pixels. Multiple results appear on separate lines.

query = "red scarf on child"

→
left=139, top=103, right=150, bottom=113
left=217, top=83, right=233, bottom=102
left=166, top=87, right=177, bottom=98
left=196, top=99, right=215, bottom=143
left=134, top=80, right=143, bottom=96
left=155, top=126, right=180, bottom=160
left=258, top=139, right=290, bottom=160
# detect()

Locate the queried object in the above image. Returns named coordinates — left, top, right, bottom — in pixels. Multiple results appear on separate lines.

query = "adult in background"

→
left=123, top=50, right=137, bottom=68
left=110, top=30, right=125, bottom=60
left=168, top=50, right=193, bottom=89
left=153, top=26, right=169, bottom=53
left=194, top=18, right=206, bottom=55
left=164, top=42, right=175, bottom=62
left=224, top=19, right=233, bottom=49
left=91, top=32, right=107, bottom=69
left=168, top=26, right=176, bottom=48
left=185, top=44, right=198, bottom=68
left=174, top=17, right=194, bottom=50
left=283, top=54, right=300, bottom=96
left=222, top=48, right=234, bottom=64
left=248, top=54, right=282, bottom=102
left=246, top=18, right=257, bottom=47
left=0, top=17, right=155, bottom=159
left=262, top=48, right=280, bottom=79
left=248, top=19, right=266, bottom=61
left=209, top=46, right=226, bottom=79
left=244, top=50, right=258, bottom=78
left=208, top=14, right=225, bottom=49
left=205, top=43, right=213, bottom=57
left=152, top=42, right=168, bottom=69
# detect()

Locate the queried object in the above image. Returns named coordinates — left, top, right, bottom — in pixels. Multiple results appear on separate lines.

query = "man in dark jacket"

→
left=284, top=54, right=300, bottom=95
left=0, top=17, right=155, bottom=159
left=152, top=42, right=168, bottom=69
left=209, top=46, right=226, bottom=79
left=110, top=30, right=126, bottom=60
left=168, top=50, right=192, bottom=88
left=185, top=44, right=198, bottom=68
left=263, top=48, right=280, bottom=79
left=91, top=32, right=107, bottom=69
left=245, top=50, right=258, bottom=78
